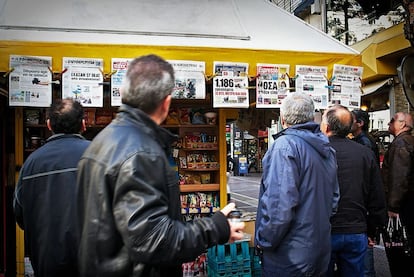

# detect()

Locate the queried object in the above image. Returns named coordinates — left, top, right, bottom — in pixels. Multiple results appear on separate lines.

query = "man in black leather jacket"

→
left=76, top=54, right=245, bottom=277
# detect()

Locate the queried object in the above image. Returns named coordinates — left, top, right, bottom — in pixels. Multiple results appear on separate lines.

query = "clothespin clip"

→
left=3, top=68, right=14, bottom=77
left=286, top=73, right=299, bottom=81
left=204, top=73, right=217, bottom=81
left=324, top=75, right=335, bottom=90
left=55, top=68, right=68, bottom=79
left=104, top=70, right=117, bottom=79
left=249, top=74, right=259, bottom=82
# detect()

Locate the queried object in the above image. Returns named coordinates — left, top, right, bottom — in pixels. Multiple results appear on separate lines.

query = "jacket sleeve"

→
left=366, top=153, right=387, bottom=238
left=331, top=176, right=340, bottom=215
left=13, top=168, right=25, bottom=230
left=255, top=140, right=299, bottom=250
left=113, top=152, right=230, bottom=265
left=386, top=140, right=413, bottom=213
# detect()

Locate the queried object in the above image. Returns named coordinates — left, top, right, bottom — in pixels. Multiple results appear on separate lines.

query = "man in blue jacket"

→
left=255, top=92, right=340, bottom=276
left=14, top=98, right=90, bottom=277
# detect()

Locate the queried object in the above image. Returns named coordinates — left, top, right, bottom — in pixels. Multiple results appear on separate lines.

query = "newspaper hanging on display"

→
left=213, top=62, right=249, bottom=108
left=111, top=58, right=133, bottom=106
left=256, top=63, right=290, bottom=108
left=295, top=65, right=329, bottom=110
left=9, top=55, right=53, bottom=107
left=62, top=57, right=104, bottom=107
left=331, top=64, right=363, bottom=109
left=168, top=60, right=206, bottom=99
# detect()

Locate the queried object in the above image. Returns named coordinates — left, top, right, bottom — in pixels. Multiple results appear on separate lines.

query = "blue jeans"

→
left=364, top=245, right=375, bottom=277
left=327, top=233, right=367, bottom=277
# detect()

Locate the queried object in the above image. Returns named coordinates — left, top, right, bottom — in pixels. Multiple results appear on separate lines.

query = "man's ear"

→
left=153, top=94, right=172, bottom=125
left=320, top=121, right=330, bottom=135
left=281, top=117, right=288, bottom=129
left=81, top=119, right=86, bottom=133
left=162, top=95, right=172, bottom=114
left=46, top=119, right=52, bottom=131
left=325, top=124, right=331, bottom=133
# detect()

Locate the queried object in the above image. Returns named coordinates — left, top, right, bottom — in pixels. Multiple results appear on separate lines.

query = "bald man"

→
left=321, top=105, right=387, bottom=277
left=382, top=112, right=414, bottom=276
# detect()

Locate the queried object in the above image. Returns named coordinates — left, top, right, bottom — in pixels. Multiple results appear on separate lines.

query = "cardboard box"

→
left=243, top=220, right=256, bottom=247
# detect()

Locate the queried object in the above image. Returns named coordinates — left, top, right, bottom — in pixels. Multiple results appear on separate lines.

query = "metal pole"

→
left=321, top=0, right=327, bottom=33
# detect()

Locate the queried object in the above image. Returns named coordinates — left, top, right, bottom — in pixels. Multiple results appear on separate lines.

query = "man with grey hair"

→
left=76, top=54, right=244, bottom=277
left=382, top=112, right=414, bottom=276
left=255, top=92, right=340, bottom=276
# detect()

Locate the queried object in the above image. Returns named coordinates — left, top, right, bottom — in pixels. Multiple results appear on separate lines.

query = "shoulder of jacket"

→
left=275, top=133, right=301, bottom=144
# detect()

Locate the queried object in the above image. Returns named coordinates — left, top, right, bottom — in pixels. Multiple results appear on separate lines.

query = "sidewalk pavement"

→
left=227, top=172, right=261, bottom=215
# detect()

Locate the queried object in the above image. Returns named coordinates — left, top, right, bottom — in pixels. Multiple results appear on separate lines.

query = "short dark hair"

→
left=352, top=109, right=370, bottom=131
left=47, top=98, right=84, bottom=134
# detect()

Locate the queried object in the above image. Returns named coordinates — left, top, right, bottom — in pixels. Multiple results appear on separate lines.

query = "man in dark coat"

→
left=321, top=105, right=387, bottom=277
left=14, top=99, right=90, bottom=277
left=382, top=112, right=414, bottom=276
left=351, top=108, right=380, bottom=277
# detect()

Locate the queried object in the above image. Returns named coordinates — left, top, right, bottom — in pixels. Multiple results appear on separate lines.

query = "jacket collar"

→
left=46, top=133, right=86, bottom=143
left=118, top=104, right=179, bottom=150
left=396, top=130, right=412, bottom=138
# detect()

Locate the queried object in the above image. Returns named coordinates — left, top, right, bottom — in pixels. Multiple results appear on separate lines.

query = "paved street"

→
left=228, top=173, right=391, bottom=277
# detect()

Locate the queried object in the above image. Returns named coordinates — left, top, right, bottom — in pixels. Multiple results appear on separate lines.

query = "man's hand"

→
left=388, top=211, right=399, bottom=218
left=220, top=202, right=245, bottom=243
left=227, top=221, right=245, bottom=243
left=367, top=236, right=375, bottom=247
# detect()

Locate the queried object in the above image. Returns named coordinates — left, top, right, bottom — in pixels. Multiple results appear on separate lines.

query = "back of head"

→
left=48, top=98, right=84, bottom=134
left=121, top=54, right=175, bottom=114
left=280, top=92, right=315, bottom=126
left=405, top=112, right=414, bottom=129
left=352, top=109, right=370, bottom=131
left=323, top=105, right=353, bottom=137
